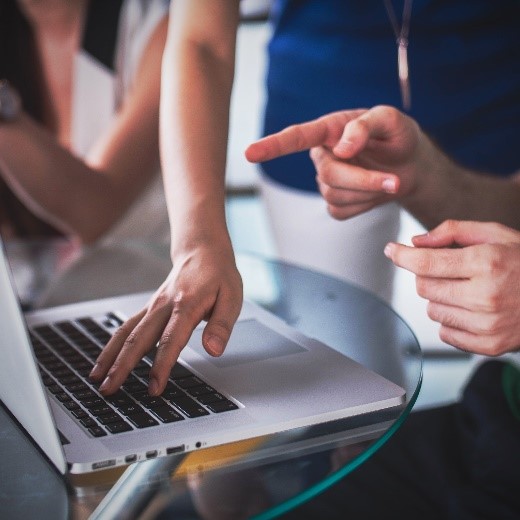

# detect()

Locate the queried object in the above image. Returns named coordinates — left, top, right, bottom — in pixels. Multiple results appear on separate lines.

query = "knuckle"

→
left=355, top=117, right=370, bottom=135
left=319, top=183, right=333, bottom=201
left=327, top=204, right=347, bottom=220
left=415, top=276, right=429, bottom=298
left=479, top=245, right=505, bottom=276
left=318, top=160, right=334, bottom=184
left=151, top=292, right=174, bottom=313
left=414, top=253, right=433, bottom=275
left=426, top=301, right=440, bottom=322
left=111, top=322, right=133, bottom=342
left=289, top=125, right=307, bottom=150
left=482, top=313, right=507, bottom=336
left=442, top=219, right=458, bottom=234
left=329, top=189, right=347, bottom=206
left=157, top=331, right=174, bottom=351
left=378, top=105, right=401, bottom=125
left=480, top=285, right=502, bottom=313
left=485, top=316, right=501, bottom=336
left=124, top=331, right=139, bottom=350
left=486, top=338, right=506, bottom=357
left=438, top=327, right=454, bottom=347
left=170, top=291, right=197, bottom=317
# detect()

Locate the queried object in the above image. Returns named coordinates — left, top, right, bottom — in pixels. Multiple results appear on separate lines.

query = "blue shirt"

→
left=262, top=0, right=520, bottom=192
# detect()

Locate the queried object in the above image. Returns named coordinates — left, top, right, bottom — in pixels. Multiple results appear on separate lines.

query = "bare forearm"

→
left=402, top=135, right=520, bottom=231
left=0, top=115, right=132, bottom=241
left=160, top=2, right=239, bottom=254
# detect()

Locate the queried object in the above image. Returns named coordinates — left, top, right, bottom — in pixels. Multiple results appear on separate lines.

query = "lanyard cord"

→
left=383, top=0, right=414, bottom=110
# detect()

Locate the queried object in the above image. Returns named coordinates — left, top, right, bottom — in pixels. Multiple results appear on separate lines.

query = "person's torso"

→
left=263, top=0, right=520, bottom=191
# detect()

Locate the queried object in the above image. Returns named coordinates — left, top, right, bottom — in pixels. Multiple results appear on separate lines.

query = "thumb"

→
left=201, top=294, right=240, bottom=357
left=412, top=220, right=519, bottom=248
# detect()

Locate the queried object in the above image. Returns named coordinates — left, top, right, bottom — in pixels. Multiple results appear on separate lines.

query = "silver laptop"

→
left=0, top=238, right=405, bottom=475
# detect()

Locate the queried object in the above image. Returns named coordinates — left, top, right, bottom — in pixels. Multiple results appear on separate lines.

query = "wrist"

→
left=170, top=224, right=233, bottom=261
left=0, top=81, right=22, bottom=123
left=400, top=133, right=461, bottom=228
left=401, top=133, right=449, bottom=205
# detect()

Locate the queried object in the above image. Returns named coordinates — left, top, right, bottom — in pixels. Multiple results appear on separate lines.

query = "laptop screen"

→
left=0, top=238, right=67, bottom=473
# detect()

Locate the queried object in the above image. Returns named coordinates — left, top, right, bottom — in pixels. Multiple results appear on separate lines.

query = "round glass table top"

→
left=1, top=240, right=422, bottom=520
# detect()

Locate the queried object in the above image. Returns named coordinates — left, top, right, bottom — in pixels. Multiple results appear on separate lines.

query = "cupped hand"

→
left=246, top=105, right=424, bottom=220
left=89, top=241, right=243, bottom=396
left=385, top=220, right=520, bottom=356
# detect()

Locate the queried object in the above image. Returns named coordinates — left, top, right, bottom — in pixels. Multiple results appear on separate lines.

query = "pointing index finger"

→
left=245, top=110, right=363, bottom=163
left=245, top=121, right=329, bottom=163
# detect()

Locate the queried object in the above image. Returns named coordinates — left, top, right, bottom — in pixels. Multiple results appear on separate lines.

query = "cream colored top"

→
left=71, top=0, right=170, bottom=244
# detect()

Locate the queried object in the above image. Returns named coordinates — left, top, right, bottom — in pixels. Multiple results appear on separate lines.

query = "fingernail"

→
left=382, top=178, right=397, bottom=193
left=339, top=138, right=353, bottom=148
left=334, top=139, right=354, bottom=155
left=384, top=243, right=394, bottom=258
left=99, top=376, right=111, bottom=393
left=89, top=363, right=101, bottom=379
left=206, top=335, right=225, bottom=356
left=148, top=377, right=160, bottom=396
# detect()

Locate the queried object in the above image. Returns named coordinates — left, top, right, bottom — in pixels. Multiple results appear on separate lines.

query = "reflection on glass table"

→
left=2, top=239, right=422, bottom=520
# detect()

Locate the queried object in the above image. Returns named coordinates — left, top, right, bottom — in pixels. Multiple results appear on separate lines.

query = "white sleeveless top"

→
left=71, top=0, right=170, bottom=244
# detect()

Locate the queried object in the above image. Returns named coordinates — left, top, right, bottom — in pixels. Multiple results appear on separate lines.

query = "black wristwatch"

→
left=0, top=80, right=21, bottom=122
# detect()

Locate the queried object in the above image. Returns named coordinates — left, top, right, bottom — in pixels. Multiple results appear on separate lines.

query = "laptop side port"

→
left=92, top=459, right=116, bottom=470
left=146, top=450, right=158, bottom=459
left=166, top=445, right=185, bottom=455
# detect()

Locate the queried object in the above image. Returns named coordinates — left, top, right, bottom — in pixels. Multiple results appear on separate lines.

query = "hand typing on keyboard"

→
left=32, top=318, right=239, bottom=439
left=89, top=241, right=243, bottom=397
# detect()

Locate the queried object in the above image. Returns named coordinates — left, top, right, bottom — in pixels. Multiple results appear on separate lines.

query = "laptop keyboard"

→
left=30, top=314, right=238, bottom=438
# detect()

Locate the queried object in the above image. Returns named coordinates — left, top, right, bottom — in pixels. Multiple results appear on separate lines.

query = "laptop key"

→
left=138, top=396, right=167, bottom=409
left=63, top=400, right=80, bottom=411
left=187, top=385, right=216, bottom=397
left=161, top=387, right=185, bottom=401
left=118, top=403, right=146, bottom=416
left=40, top=374, right=54, bottom=385
left=106, top=392, right=135, bottom=409
left=47, top=384, right=63, bottom=395
left=123, top=380, right=148, bottom=394
left=133, top=366, right=151, bottom=378
left=55, top=392, right=71, bottom=402
left=88, top=426, right=107, bottom=438
left=80, top=417, right=98, bottom=428
left=98, top=413, right=126, bottom=425
left=196, top=393, right=227, bottom=405
left=150, top=406, right=184, bottom=423
left=105, top=422, right=133, bottom=434
left=206, top=400, right=239, bottom=413
left=60, top=375, right=82, bottom=387
left=170, top=396, right=210, bottom=418
left=127, top=413, right=159, bottom=429
left=90, top=405, right=115, bottom=417
left=170, top=363, right=193, bottom=380
left=175, top=376, right=205, bottom=389
left=81, top=398, right=105, bottom=410
left=65, top=382, right=89, bottom=393
left=72, top=409, right=88, bottom=419
left=73, top=389, right=97, bottom=401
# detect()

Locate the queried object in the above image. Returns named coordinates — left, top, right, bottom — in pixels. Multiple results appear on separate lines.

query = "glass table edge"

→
left=251, top=368, right=424, bottom=520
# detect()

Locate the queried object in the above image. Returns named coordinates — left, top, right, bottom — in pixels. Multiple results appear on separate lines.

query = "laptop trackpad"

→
left=190, top=319, right=307, bottom=368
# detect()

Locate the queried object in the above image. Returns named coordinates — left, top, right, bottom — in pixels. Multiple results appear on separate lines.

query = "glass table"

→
left=0, top=239, right=422, bottom=520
